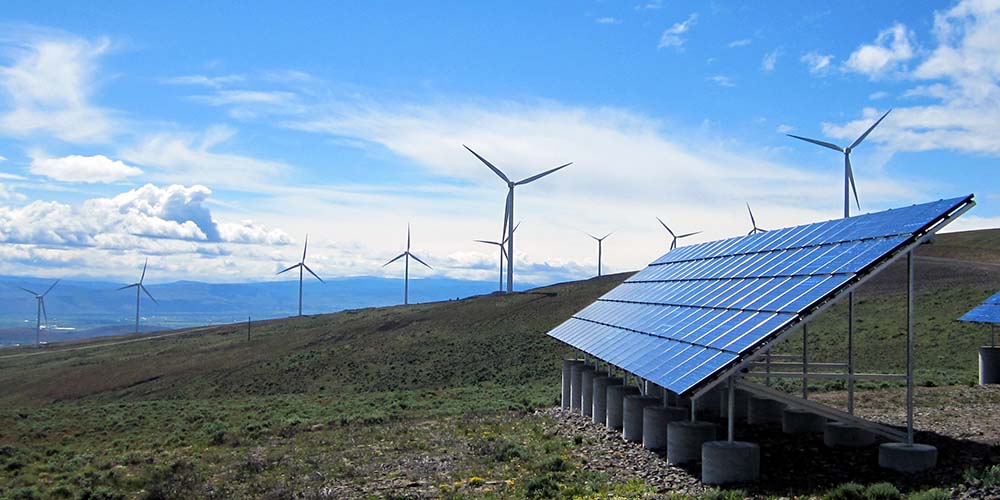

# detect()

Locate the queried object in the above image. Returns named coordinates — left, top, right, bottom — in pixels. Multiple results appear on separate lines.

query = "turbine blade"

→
left=410, top=253, right=432, bottom=269
left=117, top=284, right=138, bottom=291
left=383, top=253, right=406, bottom=267
left=141, top=285, right=158, bottom=304
left=463, top=145, right=510, bottom=183
left=474, top=239, right=501, bottom=246
left=302, top=234, right=309, bottom=263
left=847, top=155, right=861, bottom=210
left=19, top=287, right=39, bottom=296
left=140, top=258, right=148, bottom=283
left=747, top=202, right=757, bottom=229
left=678, top=231, right=702, bottom=238
left=303, top=264, right=324, bottom=283
left=849, top=108, right=892, bottom=150
left=407, top=225, right=411, bottom=251
left=502, top=189, right=512, bottom=238
left=42, top=279, right=60, bottom=297
left=601, top=232, right=613, bottom=240
left=511, top=221, right=520, bottom=234
left=277, top=263, right=301, bottom=275
left=516, top=162, right=571, bottom=185
left=656, top=217, right=675, bottom=237
left=586, top=232, right=598, bottom=241
left=787, top=134, right=843, bottom=152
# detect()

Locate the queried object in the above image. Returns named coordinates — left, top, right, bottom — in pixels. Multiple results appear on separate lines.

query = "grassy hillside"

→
left=0, top=229, right=997, bottom=499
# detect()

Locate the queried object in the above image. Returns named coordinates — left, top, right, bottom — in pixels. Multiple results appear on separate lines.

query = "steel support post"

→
left=765, top=348, right=771, bottom=387
left=906, top=251, right=915, bottom=445
left=727, top=377, right=735, bottom=442
left=848, top=292, right=855, bottom=415
left=802, top=324, right=809, bottom=400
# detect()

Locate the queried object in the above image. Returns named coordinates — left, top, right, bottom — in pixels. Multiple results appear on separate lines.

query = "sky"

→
left=0, top=0, right=997, bottom=286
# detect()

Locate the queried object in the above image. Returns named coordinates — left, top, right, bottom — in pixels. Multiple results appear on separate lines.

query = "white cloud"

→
left=0, top=30, right=116, bottom=143
left=190, top=90, right=298, bottom=107
left=0, top=155, right=5, bottom=161
left=162, top=74, right=244, bottom=88
left=707, top=75, right=735, bottom=87
left=761, top=49, right=781, bottom=72
left=658, top=13, right=698, bottom=49
left=776, top=124, right=793, bottom=133
left=728, top=39, right=752, bottom=48
left=844, top=23, right=916, bottom=77
left=801, top=51, right=834, bottom=74
left=869, top=91, right=890, bottom=100
left=636, top=0, right=662, bottom=10
left=29, top=154, right=142, bottom=183
left=596, top=17, right=621, bottom=25
left=0, top=183, right=24, bottom=201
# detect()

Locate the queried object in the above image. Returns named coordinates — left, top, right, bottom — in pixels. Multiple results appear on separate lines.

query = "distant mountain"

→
left=0, top=275, right=529, bottom=346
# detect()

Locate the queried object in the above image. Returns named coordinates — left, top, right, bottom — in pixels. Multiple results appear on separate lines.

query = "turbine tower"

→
left=657, top=217, right=701, bottom=251
left=746, top=203, right=768, bottom=235
left=19, top=279, right=59, bottom=348
left=787, top=109, right=892, bottom=218
left=277, top=234, right=324, bottom=317
left=586, top=232, right=613, bottom=277
left=384, top=225, right=431, bottom=305
left=464, top=145, right=571, bottom=293
left=475, top=222, right=519, bottom=292
left=117, top=258, right=157, bottom=334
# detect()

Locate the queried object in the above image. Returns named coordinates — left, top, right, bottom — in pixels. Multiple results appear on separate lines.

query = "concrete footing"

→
left=824, top=422, right=876, bottom=448
left=782, top=408, right=827, bottom=434
left=580, top=368, right=596, bottom=417
left=591, top=376, right=621, bottom=425
left=747, top=396, right=785, bottom=425
left=642, top=406, right=688, bottom=450
left=606, top=385, right=641, bottom=430
left=623, top=395, right=661, bottom=442
left=570, top=363, right=589, bottom=411
left=667, top=421, right=717, bottom=465
left=561, top=359, right=582, bottom=410
left=878, top=443, right=938, bottom=473
left=980, top=347, right=1000, bottom=385
left=702, top=441, right=760, bottom=484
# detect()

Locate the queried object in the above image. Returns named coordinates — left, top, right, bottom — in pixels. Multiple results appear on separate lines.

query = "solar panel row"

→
left=960, top=290, right=1000, bottom=325
left=548, top=195, right=975, bottom=397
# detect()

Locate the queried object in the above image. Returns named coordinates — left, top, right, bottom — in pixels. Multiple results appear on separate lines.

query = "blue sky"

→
left=0, top=0, right=997, bottom=285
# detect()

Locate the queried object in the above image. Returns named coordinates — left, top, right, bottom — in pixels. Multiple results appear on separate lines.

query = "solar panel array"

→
left=960, top=290, right=1000, bottom=325
left=548, top=195, right=974, bottom=396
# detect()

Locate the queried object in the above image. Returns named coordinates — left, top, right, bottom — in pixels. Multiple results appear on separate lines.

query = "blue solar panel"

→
left=548, top=195, right=975, bottom=396
left=959, top=290, right=1000, bottom=325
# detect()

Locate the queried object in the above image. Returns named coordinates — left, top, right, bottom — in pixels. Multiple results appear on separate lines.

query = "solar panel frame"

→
left=959, top=290, right=1000, bottom=325
left=547, top=195, right=976, bottom=397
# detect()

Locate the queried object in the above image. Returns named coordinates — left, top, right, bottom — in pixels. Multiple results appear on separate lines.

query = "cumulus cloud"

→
left=0, top=30, right=116, bottom=143
left=0, top=183, right=24, bottom=201
left=0, top=183, right=290, bottom=248
left=29, top=154, right=142, bottom=183
left=801, top=51, right=834, bottom=74
left=844, top=23, right=915, bottom=77
left=658, top=13, right=698, bottom=49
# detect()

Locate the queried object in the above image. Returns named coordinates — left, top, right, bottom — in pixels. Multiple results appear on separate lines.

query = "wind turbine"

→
left=657, top=217, right=701, bottom=251
left=787, top=109, right=892, bottom=218
left=464, top=145, right=571, bottom=293
left=19, top=280, right=59, bottom=348
left=586, top=232, right=613, bottom=277
left=746, top=203, right=767, bottom=235
left=117, top=258, right=157, bottom=334
left=277, top=234, right=324, bottom=317
left=384, top=225, right=431, bottom=305
left=474, top=222, right=520, bottom=292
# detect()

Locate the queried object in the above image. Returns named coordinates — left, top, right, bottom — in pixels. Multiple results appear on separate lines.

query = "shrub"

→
left=703, top=489, right=747, bottom=500
left=77, top=487, right=125, bottom=500
left=907, top=488, right=950, bottom=500
left=965, top=464, right=1000, bottom=488
left=865, top=482, right=902, bottom=500
left=524, top=473, right=560, bottom=499
left=825, top=482, right=865, bottom=500
left=539, top=455, right=570, bottom=472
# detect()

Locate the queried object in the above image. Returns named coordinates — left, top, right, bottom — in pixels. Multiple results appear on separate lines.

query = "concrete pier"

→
left=702, top=441, right=760, bottom=484
left=782, top=408, right=827, bottom=434
left=824, top=422, right=876, bottom=448
left=642, top=406, right=688, bottom=450
left=570, top=363, right=588, bottom=411
left=980, top=347, right=1000, bottom=385
left=667, top=421, right=717, bottom=465
left=623, top=395, right=661, bottom=442
left=580, top=368, right=597, bottom=417
left=606, top=384, right=641, bottom=430
left=592, top=376, right=621, bottom=425
left=879, top=443, right=938, bottom=473
left=747, top=396, right=785, bottom=425
left=561, top=359, right=582, bottom=410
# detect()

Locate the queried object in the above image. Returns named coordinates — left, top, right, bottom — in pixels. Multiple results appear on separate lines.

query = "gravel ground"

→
left=545, top=384, right=1000, bottom=498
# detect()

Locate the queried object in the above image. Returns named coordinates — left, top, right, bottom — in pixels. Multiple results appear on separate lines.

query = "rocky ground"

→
left=543, top=384, right=1000, bottom=498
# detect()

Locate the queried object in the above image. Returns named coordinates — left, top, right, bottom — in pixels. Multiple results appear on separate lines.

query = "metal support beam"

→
left=750, top=362, right=848, bottom=370
left=691, top=395, right=698, bottom=422
left=848, top=292, right=855, bottom=415
left=744, top=371, right=906, bottom=381
left=736, top=379, right=906, bottom=441
left=802, top=323, right=809, bottom=400
left=727, top=377, right=735, bottom=442
left=765, top=348, right=771, bottom=387
left=906, top=251, right=915, bottom=445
